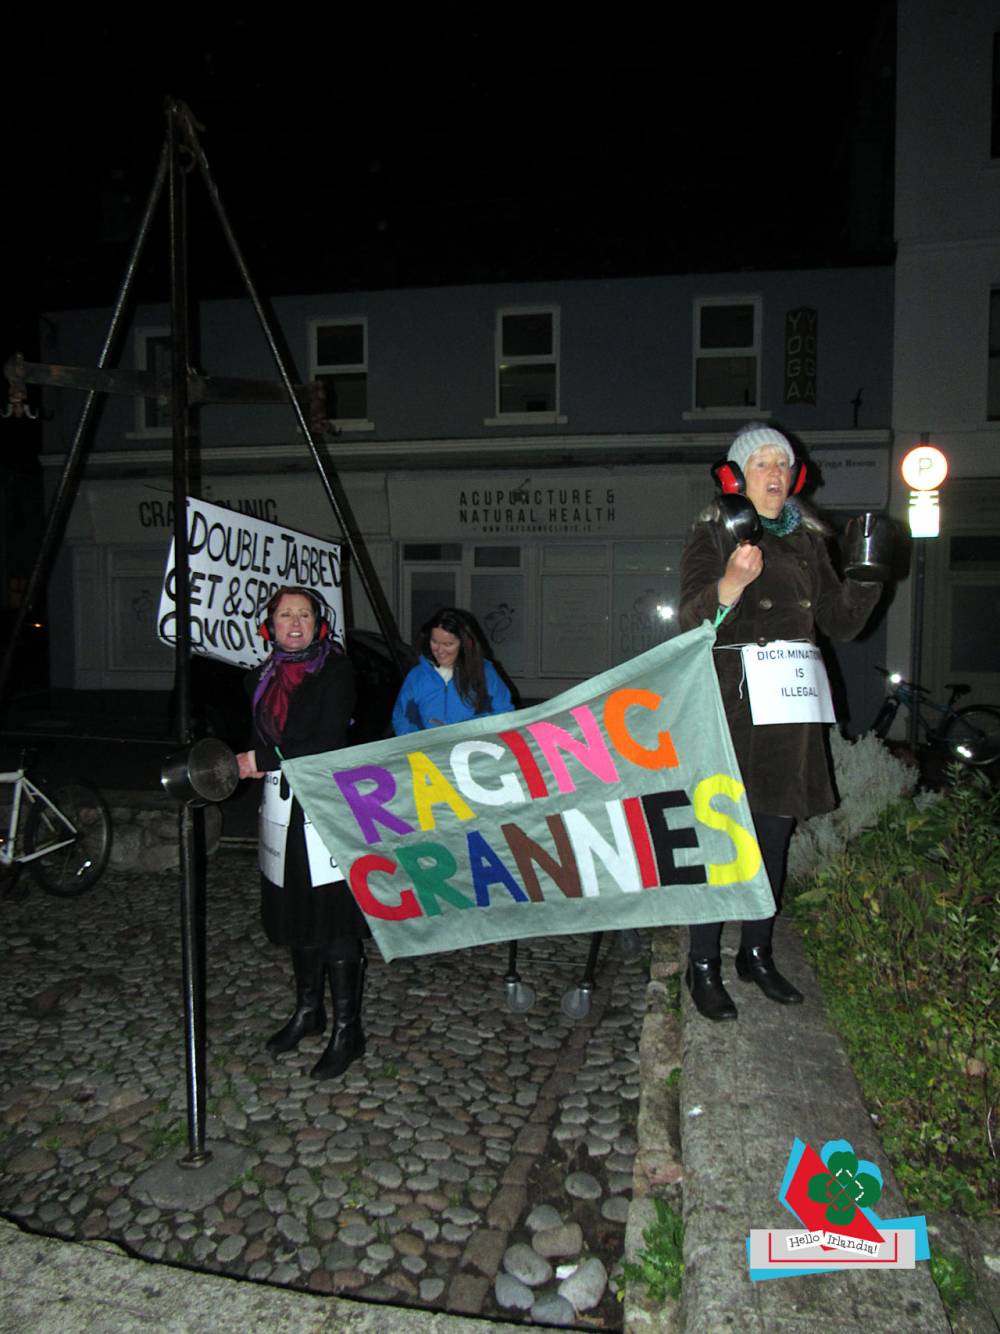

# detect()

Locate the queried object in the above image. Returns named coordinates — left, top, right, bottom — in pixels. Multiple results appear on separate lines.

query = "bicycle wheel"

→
left=940, top=706, right=1000, bottom=768
left=25, top=782, right=113, bottom=896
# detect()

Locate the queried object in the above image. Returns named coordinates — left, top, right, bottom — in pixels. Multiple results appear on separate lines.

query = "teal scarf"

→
left=760, top=501, right=802, bottom=537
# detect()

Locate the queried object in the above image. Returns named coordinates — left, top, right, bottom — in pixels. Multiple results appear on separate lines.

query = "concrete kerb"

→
left=0, top=1215, right=527, bottom=1334
left=622, top=927, right=683, bottom=1334
left=677, top=917, right=950, bottom=1334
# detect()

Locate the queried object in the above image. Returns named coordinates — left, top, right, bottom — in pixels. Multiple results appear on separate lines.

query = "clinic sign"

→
left=901, top=445, right=948, bottom=538
left=388, top=471, right=643, bottom=539
left=157, top=497, right=345, bottom=668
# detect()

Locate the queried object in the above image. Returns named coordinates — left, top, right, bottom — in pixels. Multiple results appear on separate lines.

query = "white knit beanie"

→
left=727, top=425, right=795, bottom=472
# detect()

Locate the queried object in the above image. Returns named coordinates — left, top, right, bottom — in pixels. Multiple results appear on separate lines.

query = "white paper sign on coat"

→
left=303, top=814, right=344, bottom=886
left=259, top=771, right=343, bottom=887
left=258, top=771, right=289, bottom=885
left=156, top=497, right=344, bottom=669
left=741, top=641, right=835, bottom=725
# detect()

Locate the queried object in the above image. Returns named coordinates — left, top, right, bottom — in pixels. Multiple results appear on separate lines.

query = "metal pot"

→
left=842, top=512, right=894, bottom=582
left=718, top=493, right=763, bottom=546
left=161, top=737, right=240, bottom=808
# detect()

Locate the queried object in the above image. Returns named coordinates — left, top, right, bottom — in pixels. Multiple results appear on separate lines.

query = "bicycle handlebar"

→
left=875, top=666, right=930, bottom=695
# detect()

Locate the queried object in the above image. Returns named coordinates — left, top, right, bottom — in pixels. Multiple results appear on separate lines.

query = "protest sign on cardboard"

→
left=157, top=497, right=344, bottom=668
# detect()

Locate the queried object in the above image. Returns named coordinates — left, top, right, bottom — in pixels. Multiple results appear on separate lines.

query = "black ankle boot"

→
left=311, top=957, right=367, bottom=1081
left=267, top=948, right=327, bottom=1055
left=685, top=957, right=738, bottom=1021
left=734, top=946, right=804, bottom=1004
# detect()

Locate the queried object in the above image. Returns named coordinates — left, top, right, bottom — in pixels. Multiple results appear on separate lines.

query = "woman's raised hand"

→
left=718, top=542, right=764, bottom=607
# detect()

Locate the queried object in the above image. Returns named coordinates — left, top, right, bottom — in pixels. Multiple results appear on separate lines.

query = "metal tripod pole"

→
left=174, top=104, right=403, bottom=668
left=166, top=101, right=211, bottom=1167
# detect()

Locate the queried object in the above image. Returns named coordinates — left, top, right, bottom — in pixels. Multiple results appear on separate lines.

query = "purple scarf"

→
left=252, top=636, right=336, bottom=744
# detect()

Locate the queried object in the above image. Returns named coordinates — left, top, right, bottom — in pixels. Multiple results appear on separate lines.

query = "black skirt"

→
left=259, top=799, right=370, bottom=949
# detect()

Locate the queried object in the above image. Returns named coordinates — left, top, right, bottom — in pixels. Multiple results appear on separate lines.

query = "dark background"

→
left=3, top=8, right=896, bottom=353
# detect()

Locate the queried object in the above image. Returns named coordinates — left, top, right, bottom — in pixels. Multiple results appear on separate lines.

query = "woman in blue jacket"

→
left=392, top=607, right=513, bottom=734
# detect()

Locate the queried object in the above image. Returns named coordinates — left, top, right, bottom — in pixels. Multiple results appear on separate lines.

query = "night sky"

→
left=3, top=8, right=895, bottom=364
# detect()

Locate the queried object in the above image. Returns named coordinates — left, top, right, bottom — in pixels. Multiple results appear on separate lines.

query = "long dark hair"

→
left=418, top=607, right=489, bottom=715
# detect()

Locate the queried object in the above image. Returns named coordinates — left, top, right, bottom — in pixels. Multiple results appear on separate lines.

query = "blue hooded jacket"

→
left=392, top=656, right=513, bottom=735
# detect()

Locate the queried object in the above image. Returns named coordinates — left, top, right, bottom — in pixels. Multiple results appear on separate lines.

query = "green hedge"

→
left=789, top=769, right=998, bottom=1215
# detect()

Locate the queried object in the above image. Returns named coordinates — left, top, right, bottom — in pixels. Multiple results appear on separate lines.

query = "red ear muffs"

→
left=710, top=457, right=807, bottom=495
left=711, top=460, right=745, bottom=494
left=318, top=620, right=329, bottom=640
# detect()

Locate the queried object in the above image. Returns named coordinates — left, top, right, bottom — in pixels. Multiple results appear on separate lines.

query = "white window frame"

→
left=130, top=327, right=172, bottom=438
left=309, top=317, right=374, bottom=432
left=485, top=305, right=567, bottom=426
left=683, top=294, right=769, bottom=420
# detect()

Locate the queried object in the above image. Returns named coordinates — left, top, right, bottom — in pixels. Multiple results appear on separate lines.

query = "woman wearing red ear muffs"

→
left=678, top=426, right=882, bottom=1022
left=236, top=586, right=370, bottom=1081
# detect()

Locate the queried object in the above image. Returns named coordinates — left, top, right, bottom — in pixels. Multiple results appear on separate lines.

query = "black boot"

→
left=734, top=945, right=804, bottom=1004
left=311, top=956, right=367, bottom=1081
left=266, top=948, right=327, bottom=1055
left=685, top=957, right=737, bottom=1021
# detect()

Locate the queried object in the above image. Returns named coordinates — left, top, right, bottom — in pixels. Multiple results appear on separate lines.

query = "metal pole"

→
left=167, top=100, right=211, bottom=1168
left=908, top=429, right=930, bottom=751
left=909, top=540, right=925, bottom=750
left=174, top=105, right=403, bottom=668
left=0, top=143, right=169, bottom=715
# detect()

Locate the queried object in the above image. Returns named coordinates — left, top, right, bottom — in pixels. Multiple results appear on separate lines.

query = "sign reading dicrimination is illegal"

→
left=157, top=497, right=344, bottom=669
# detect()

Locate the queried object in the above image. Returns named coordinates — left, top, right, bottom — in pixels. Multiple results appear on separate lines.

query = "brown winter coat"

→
left=679, top=506, right=881, bottom=819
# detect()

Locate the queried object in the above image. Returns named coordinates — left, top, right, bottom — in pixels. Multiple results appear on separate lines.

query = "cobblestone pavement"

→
left=0, top=850, right=648, bottom=1327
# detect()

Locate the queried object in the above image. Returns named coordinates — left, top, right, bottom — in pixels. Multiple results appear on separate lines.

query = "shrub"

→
left=789, top=767, right=999, bottom=1214
left=787, top=729, right=919, bottom=885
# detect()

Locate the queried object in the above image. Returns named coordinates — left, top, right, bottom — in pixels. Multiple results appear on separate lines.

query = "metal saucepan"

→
left=718, top=493, right=763, bottom=546
left=161, top=737, right=240, bottom=808
left=842, top=511, right=894, bottom=582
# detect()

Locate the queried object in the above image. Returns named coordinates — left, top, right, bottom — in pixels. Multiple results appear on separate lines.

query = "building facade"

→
left=41, top=266, right=893, bottom=730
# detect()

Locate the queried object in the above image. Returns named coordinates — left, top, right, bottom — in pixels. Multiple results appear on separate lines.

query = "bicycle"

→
left=0, top=753, right=113, bottom=897
left=870, top=668, right=1000, bottom=768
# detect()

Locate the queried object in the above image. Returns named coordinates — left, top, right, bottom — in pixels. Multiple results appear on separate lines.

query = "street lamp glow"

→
left=901, top=445, right=948, bottom=490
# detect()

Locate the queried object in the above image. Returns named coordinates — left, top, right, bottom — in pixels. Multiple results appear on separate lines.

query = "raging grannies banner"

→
left=284, top=623, right=775, bottom=961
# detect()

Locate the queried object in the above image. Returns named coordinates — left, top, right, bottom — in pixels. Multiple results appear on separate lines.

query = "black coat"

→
left=679, top=508, right=881, bottom=820
left=247, top=649, right=367, bottom=948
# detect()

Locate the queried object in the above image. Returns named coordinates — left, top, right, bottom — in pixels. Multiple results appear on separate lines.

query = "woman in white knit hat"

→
left=677, top=425, right=881, bottom=1021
